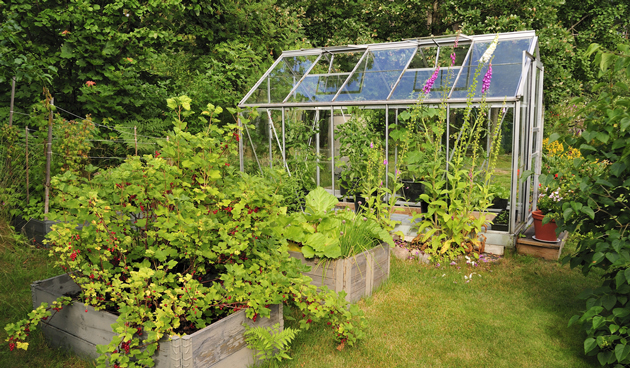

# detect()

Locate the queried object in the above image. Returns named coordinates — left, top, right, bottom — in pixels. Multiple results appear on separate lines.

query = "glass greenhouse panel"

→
left=245, top=55, right=319, bottom=105
left=390, top=44, right=469, bottom=100
left=335, top=47, right=415, bottom=102
left=450, top=38, right=533, bottom=99
left=288, top=52, right=365, bottom=103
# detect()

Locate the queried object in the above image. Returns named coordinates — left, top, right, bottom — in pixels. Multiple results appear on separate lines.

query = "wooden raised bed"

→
left=32, top=274, right=283, bottom=368
left=289, top=243, right=390, bottom=303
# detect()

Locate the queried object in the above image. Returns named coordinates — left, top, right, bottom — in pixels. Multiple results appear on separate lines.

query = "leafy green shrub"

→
left=4, top=97, right=365, bottom=367
left=555, top=43, right=630, bottom=367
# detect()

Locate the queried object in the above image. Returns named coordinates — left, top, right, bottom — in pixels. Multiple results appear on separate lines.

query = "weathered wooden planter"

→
left=289, top=243, right=390, bottom=303
left=32, top=274, right=283, bottom=368
left=12, top=216, right=57, bottom=246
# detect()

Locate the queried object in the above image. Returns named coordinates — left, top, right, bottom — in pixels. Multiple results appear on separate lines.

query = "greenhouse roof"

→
left=239, top=31, right=540, bottom=109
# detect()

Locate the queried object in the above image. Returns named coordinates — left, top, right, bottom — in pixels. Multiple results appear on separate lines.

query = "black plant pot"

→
left=338, top=176, right=358, bottom=197
left=490, top=197, right=509, bottom=210
left=401, top=180, right=429, bottom=214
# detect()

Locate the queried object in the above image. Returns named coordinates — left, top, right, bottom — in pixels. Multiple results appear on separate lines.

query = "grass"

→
left=1, top=219, right=600, bottom=368
left=492, top=153, right=513, bottom=190
left=0, top=220, right=92, bottom=368
left=265, top=238, right=601, bottom=368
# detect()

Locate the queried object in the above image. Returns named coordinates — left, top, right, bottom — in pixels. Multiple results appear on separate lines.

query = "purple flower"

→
left=370, top=142, right=373, bottom=148
left=482, top=64, right=493, bottom=94
left=450, top=261, right=457, bottom=266
left=450, top=53, right=456, bottom=66
left=423, top=66, right=440, bottom=95
left=383, top=159, right=388, bottom=165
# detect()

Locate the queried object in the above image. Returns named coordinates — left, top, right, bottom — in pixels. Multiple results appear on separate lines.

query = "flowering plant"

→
left=537, top=185, right=562, bottom=214
left=5, top=97, right=365, bottom=366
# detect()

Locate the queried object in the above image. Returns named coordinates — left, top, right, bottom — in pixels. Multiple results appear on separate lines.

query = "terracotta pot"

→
left=532, top=210, right=558, bottom=242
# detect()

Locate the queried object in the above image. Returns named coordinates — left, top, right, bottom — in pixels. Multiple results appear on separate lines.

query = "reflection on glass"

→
left=450, top=38, right=533, bottom=99
left=335, top=47, right=415, bottom=102
left=390, top=44, right=469, bottom=101
left=289, top=52, right=365, bottom=103
left=245, top=55, right=319, bottom=104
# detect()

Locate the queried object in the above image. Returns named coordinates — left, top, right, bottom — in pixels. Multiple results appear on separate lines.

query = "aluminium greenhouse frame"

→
left=237, top=31, right=544, bottom=237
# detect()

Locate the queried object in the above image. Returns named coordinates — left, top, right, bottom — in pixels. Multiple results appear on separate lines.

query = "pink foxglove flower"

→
left=450, top=53, right=456, bottom=66
left=383, top=159, right=388, bottom=165
left=423, top=66, right=440, bottom=94
left=481, top=64, right=493, bottom=94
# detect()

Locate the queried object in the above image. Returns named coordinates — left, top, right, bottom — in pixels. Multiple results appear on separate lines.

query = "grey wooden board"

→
left=32, top=275, right=118, bottom=347
left=32, top=274, right=283, bottom=368
left=40, top=322, right=102, bottom=360
left=190, top=304, right=282, bottom=368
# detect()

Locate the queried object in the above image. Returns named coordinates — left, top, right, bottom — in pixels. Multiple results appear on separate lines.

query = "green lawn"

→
left=1, top=220, right=599, bottom=368
left=0, top=222, right=91, bottom=368
left=266, top=239, right=600, bottom=368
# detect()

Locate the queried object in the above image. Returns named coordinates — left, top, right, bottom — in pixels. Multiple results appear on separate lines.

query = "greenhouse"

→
left=237, top=30, right=544, bottom=241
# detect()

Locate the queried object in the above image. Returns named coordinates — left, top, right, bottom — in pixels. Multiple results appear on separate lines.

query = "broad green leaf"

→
left=60, top=43, right=74, bottom=58
left=616, top=344, right=630, bottom=362
left=585, top=337, right=598, bottom=353
left=613, top=308, right=630, bottom=318
left=581, top=206, right=595, bottom=220
left=611, top=162, right=627, bottom=177
left=304, top=187, right=338, bottom=215
left=603, top=295, right=617, bottom=311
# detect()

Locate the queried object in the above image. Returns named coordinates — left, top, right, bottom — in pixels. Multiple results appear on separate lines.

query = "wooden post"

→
left=44, top=98, right=53, bottom=220
left=8, top=77, right=16, bottom=126
left=26, top=126, right=29, bottom=204
left=134, top=126, right=138, bottom=155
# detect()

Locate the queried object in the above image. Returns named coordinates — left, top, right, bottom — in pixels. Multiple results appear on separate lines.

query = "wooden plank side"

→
left=364, top=251, right=373, bottom=297
left=191, top=304, right=282, bottom=368
left=33, top=277, right=119, bottom=348
left=40, top=323, right=101, bottom=361
left=517, top=243, right=561, bottom=261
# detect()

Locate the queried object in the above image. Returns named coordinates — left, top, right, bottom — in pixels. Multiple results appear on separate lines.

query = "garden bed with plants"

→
left=4, top=98, right=366, bottom=368
left=283, top=188, right=393, bottom=303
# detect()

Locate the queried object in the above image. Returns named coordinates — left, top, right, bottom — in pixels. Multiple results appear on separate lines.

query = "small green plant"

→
left=243, top=323, right=300, bottom=362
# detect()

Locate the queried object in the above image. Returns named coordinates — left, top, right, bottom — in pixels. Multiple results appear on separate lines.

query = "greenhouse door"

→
left=510, top=55, right=543, bottom=234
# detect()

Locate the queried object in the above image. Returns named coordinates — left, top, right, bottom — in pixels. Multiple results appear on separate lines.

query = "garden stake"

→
left=25, top=125, right=29, bottom=204
left=44, top=95, right=53, bottom=220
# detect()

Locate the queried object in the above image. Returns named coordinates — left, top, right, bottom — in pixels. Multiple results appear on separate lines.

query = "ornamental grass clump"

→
left=4, top=97, right=365, bottom=367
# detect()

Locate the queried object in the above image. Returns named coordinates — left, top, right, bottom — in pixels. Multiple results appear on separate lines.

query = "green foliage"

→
left=4, top=98, right=365, bottom=366
left=0, top=124, right=25, bottom=222
left=336, top=107, right=380, bottom=196
left=283, top=187, right=393, bottom=259
left=411, top=44, right=503, bottom=261
left=243, top=323, right=300, bottom=362
left=0, top=0, right=304, bottom=131
left=557, top=44, right=630, bottom=367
